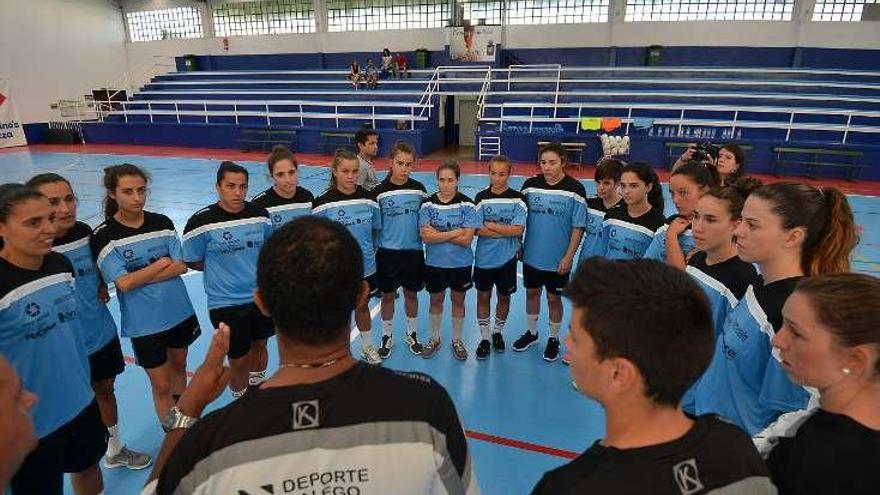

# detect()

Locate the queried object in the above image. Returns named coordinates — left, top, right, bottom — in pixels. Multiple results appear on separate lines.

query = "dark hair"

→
left=257, top=217, right=364, bottom=344
left=751, top=182, right=857, bottom=276
left=671, top=160, right=717, bottom=190
left=566, top=258, right=714, bottom=406
left=718, top=144, right=747, bottom=184
left=102, top=164, right=149, bottom=220
left=0, top=184, right=44, bottom=223
left=355, top=128, right=378, bottom=146
left=538, top=142, right=568, bottom=164
left=26, top=173, right=72, bottom=191
left=437, top=159, right=461, bottom=179
left=328, top=149, right=359, bottom=189
left=795, top=273, right=880, bottom=375
left=594, top=157, right=625, bottom=182
left=488, top=154, right=512, bottom=172
left=621, top=162, right=664, bottom=212
left=389, top=141, right=415, bottom=161
left=383, top=48, right=390, bottom=56
left=703, top=176, right=763, bottom=221
left=267, top=145, right=297, bottom=175
left=216, top=161, right=248, bottom=186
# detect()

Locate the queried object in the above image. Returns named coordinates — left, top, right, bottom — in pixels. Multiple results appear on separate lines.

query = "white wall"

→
left=0, top=0, right=127, bottom=123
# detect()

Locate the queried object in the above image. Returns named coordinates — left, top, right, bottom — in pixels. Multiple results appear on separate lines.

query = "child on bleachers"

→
left=395, top=52, right=410, bottom=78
left=365, top=58, right=379, bottom=89
left=347, top=60, right=362, bottom=90
left=381, top=48, right=396, bottom=78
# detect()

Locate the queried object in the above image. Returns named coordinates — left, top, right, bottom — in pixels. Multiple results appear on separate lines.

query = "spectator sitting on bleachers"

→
left=365, top=58, right=379, bottom=90
left=347, top=60, right=362, bottom=90
left=381, top=48, right=396, bottom=78
left=395, top=52, right=410, bottom=79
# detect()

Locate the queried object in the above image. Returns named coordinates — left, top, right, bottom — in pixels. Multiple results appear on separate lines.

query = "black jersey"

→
left=156, top=363, right=478, bottom=495
left=251, top=186, right=313, bottom=228
left=532, top=415, right=774, bottom=495
left=766, top=409, right=880, bottom=495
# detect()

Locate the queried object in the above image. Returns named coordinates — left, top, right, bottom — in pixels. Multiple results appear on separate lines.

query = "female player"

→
left=251, top=145, right=313, bottom=228
left=644, top=160, right=714, bottom=268
left=312, top=150, right=383, bottom=364
left=182, top=161, right=273, bottom=396
left=513, top=142, right=586, bottom=362
left=419, top=160, right=482, bottom=360
left=27, top=173, right=150, bottom=470
left=474, top=155, right=527, bottom=359
left=599, top=161, right=666, bottom=261
left=371, top=141, right=428, bottom=359
left=0, top=184, right=105, bottom=495
left=692, top=182, right=858, bottom=435
left=91, top=165, right=200, bottom=421
left=577, top=157, right=623, bottom=267
left=763, top=273, right=880, bottom=494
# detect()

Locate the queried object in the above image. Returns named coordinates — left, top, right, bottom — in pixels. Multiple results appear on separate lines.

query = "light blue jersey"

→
left=693, top=278, right=811, bottom=435
left=643, top=216, right=696, bottom=262
left=521, top=174, right=587, bottom=271
left=578, top=196, right=619, bottom=266
left=92, top=212, right=196, bottom=337
left=0, top=254, right=93, bottom=438
left=372, top=177, right=427, bottom=251
left=251, top=186, right=313, bottom=228
left=419, top=192, right=482, bottom=269
left=182, top=203, right=272, bottom=309
left=54, top=221, right=117, bottom=354
left=474, top=187, right=527, bottom=269
left=313, top=187, right=383, bottom=276
left=600, top=206, right=666, bottom=260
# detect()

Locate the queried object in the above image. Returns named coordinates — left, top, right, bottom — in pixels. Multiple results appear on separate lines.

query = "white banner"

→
left=0, top=79, right=27, bottom=148
left=447, top=26, right=501, bottom=63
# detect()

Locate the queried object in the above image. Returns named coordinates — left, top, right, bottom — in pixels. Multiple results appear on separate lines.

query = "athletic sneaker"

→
left=512, top=331, right=539, bottom=352
left=451, top=339, right=468, bottom=361
left=421, top=337, right=441, bottom=359
left=561, top=351, right=572, bottom=365
left=362, top=344, right=382, bottom=365
left=378, top=335, right=393, bottom=359
left=406, top=332, right=424, bottom=355
left=476, top=339, right=491, bottom=360
left=543, top=337, right=560, bottom=362
left=491, top=332, right=505, bottom=353
left=104, top=446, right=153, bottom=470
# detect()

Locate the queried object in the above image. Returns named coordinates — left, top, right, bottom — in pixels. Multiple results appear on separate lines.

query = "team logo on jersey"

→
left=337, top=209, right=346, bottom=218
left=386, top=199, right=396, bottom=207
left=292, top=400, right=319, bottom=430
left=25, top=302, right=40, bottom=317
left=123, top=249, right=135, bottom=260
left=485, top=206, right=493, bottom=215
left=273, top=214, right=282, bottom=224
left=672, top=459, right=704, bottom=495
left=222, top=231, right=234, bottom=241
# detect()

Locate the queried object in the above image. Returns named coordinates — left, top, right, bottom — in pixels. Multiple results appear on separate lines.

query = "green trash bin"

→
left=646, top=45, right=663, bottom=66
left=415, top=48, right=429, bottom=69
left=183, top=54, right=199, bottom=71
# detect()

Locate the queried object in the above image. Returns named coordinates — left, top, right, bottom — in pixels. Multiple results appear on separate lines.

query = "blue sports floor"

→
left=1, top=150, right=878, bottom=495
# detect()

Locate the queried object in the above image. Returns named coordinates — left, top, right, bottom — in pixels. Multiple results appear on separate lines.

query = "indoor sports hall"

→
left=1, top=1, right=879, bottom=494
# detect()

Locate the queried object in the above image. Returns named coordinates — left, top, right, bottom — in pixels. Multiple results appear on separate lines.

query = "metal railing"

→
left=476, top=66, right=493, bottom=119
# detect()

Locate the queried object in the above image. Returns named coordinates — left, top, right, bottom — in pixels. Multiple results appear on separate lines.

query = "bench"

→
left=239, top=127, right=296, bottom=153
left=537, top=141, right=587, bottom=168
left=771, top=147, right=865, bottom=181
left=665, top=141, right=753, bottom=169
left=321, top=131, right=357, bottom=153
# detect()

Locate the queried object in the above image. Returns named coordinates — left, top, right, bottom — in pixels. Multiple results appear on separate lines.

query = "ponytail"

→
left=102, top=164, right=149, bottom=220
left=623, top=162, right=664, bottom=212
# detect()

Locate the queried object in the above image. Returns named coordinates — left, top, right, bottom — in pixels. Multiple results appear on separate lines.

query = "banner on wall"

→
left=447, top=25, right=501, bottom=63
left=0, top=79, right=27, bottom=148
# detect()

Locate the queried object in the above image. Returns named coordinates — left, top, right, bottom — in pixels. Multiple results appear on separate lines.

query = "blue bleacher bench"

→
left=239, top=127, right=297, bottom=152
left=321, top=131, right=358, bottom=153
left=771, top=146, right=864, bottom=181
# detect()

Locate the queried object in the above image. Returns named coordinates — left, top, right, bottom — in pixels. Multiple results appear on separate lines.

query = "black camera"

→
left=690, top=142, right=720, bottom=163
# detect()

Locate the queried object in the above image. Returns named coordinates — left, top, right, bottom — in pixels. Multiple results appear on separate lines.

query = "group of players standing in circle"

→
left=0, top=129, right=874, bottom=494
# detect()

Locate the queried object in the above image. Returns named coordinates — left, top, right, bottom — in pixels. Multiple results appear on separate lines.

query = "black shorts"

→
left=88, top=336, right=125, bottom=383
left=523, top=263, right=569, bottom=295
left=376, top=248, right=425, bottom=293
left=209, top=303, right=274, bottom=360
left=131, top=315, right=201, bottom=369
left=11, top=400, right=107, bottom=495
left=425, top=266, right=473, bottom=293
left=474, top=257, right=519, bottom=295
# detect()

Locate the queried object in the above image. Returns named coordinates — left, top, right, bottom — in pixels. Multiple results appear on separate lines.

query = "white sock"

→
left=478, top=318, right=490, bottom=339
left=493, top=317, right=506, bottom=334
left=527, top=314, right=539, bottom=335
left=452, top=317, right=464, bottom=342
left=406, top=316, right=418, bottom=336
left=361, top=330, right=373, bottom=348
left=231, top=387, right=247, bottom=399
left=430, top=312, right=442, bottom=340
left=248, top=369, right=267, bottom=386
left=107, top=424, right=122, bottom=457
left=381, top=319, right=393, bottom=337
left=549, top=320, right=562, bottom=338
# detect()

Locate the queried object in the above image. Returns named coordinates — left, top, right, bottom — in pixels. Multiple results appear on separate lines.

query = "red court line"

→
left=121, top=354, right=578, bottom=459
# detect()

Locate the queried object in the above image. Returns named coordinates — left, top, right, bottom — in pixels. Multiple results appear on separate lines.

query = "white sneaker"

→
left=362, top=344, right=382, bottom=365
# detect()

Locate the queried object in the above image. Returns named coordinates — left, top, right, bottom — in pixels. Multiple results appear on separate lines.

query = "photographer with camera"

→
left=673, top=143, right=746, bottom=187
